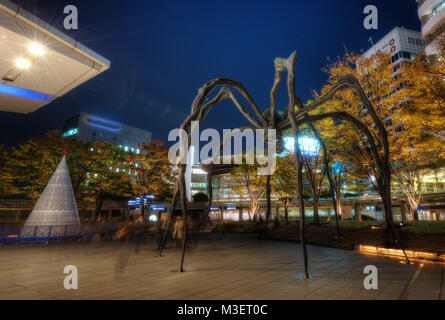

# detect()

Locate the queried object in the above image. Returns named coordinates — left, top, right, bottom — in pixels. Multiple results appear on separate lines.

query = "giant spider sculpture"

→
left=160, top=51, right=408, bottom=277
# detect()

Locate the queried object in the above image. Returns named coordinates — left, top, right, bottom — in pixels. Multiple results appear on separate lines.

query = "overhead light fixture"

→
left=15, top=58, right=31, bottom=70
left=28, top=42, right=45, bottom=56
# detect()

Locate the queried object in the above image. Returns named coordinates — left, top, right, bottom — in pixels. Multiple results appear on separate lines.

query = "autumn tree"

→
left=230, top=153, right=267, bottom=221
left=316, top=48, right=444, bottom=222
left=0, top=145, right=17, bottom=200
left=84, top=142, right=132, bottom=221
left=271, top=154, right=298, bottom=224
left=128, top=140, right=174, bottom=214
left=9, top=131, right=77, bottom=198
left=300, top=134, right=326, bottom=224
left=390, top=39, right=445, bottom=220
left=7, top=131, right=97, bottom=202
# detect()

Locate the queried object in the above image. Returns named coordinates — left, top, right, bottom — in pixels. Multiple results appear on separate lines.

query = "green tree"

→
left=84, top=142, right=132, bottom=221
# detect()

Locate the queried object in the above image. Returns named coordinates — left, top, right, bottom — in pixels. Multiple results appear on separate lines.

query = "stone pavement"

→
left=0, top=233, right=443, bottom=300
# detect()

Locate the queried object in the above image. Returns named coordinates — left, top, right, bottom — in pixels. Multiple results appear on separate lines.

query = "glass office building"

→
left=62, top=112, right=152, bottom=150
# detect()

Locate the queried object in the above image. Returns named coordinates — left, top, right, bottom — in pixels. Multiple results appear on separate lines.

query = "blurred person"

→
left=257, top=216, right=266, bottom=240
left=156, top=213, right=169, bottom=250
left=113, top=217, right=135, bottom=278
left=134, top=215, right=144, bottom=253
left=172, top=215, right=185, bottom=249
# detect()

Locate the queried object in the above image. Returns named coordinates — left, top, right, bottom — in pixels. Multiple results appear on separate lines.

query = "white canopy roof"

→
left=0, top=0, right=110, bottom=113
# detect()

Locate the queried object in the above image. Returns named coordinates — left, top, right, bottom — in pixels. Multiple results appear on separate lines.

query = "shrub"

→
left=325, top=220, right=380, bottom=229
left=192, top=192, right=209, bottom=202
left=361, top=214, right=376, bottom=221
left=402, top=221, right=445, bottom=234
left=214, top=221, right=256, bottom=233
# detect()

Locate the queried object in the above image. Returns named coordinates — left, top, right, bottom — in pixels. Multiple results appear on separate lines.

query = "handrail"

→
left=0, top=223, right=118, bottom=243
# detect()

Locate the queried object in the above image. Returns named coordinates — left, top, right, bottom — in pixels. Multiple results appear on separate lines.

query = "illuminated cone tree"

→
left=24, top=156, right=80, bottom=231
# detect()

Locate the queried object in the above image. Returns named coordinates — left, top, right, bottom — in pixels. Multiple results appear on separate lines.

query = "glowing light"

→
left=358, top=244, right=445, bottom=262
left=87, top=116, right=122, bottom=132
left=283, top=136, right=320, bottom=156
left=62, top=128, right=78, bottom=137
left=28, top=42, right=45, bottom=56
left=0, top=83, right=52, bottom=102
left=149, top=215, right=158, bottom=222
left=15, top=58, right=31, bottom=70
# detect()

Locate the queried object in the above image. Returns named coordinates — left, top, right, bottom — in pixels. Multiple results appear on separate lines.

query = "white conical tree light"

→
left=24, top=156, right=80, bottom=231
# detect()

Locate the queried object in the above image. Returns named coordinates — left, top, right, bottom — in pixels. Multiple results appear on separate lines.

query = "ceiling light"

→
left=15, top=58, right=31, bottom=70
left=28, top=42, right=45, bottom=56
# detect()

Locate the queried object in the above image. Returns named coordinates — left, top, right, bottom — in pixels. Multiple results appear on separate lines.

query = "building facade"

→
left=62, top=112, right=152, bottom=151
left=417, top=0, right=445, bottom=55
left=362, top=27, right=425, bottom=63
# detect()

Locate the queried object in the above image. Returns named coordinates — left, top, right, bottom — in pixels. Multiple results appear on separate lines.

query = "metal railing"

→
left=0, top=223, right=118, bottom=243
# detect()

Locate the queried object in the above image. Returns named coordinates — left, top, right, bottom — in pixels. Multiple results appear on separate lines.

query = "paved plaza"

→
left=0, top=233, right=443, bottom=300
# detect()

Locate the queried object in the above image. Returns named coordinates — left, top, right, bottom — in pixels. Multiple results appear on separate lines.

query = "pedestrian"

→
left=257, top=216, right=266, bottom=240
left=172, top=215, right=185, bottom=248
left=113, top=217, right=135, bottom=277
left=134, top=215, right=144, bottom=253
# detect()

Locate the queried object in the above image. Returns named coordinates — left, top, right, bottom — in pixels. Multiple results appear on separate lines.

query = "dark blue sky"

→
left=1, top=0, right=421, bottom=146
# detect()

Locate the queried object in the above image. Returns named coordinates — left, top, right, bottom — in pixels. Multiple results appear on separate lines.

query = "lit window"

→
left=62, top=128, right=78, bottom=137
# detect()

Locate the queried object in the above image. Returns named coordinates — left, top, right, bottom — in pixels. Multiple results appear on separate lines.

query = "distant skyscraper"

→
left=62, top=112, right=152, bottom=152
left=416, top=0, right=445, bottom=55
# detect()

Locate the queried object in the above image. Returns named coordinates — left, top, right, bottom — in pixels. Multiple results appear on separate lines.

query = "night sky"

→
left=1, top=0, right=421, bottom=146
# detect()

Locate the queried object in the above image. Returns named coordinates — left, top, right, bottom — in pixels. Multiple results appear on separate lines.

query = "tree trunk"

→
left=413, top=208, right=419, bottom=221
left=400, top=202, right=407, bottom=222
left=265, top=175, right=271, bottom=236
left=354, top=203, right=360, bottom=221
left=140, top=199, right=145, bottom=216
left=336, top=200, right=342, bottom=221
left=284, top=199, right=289, bottom=224
left=97, top=197, right=103, bottom=222
left=313, top=200, right=320, bottom=224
